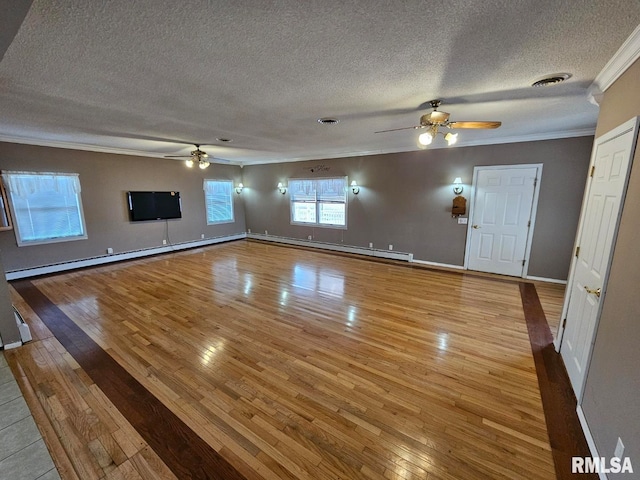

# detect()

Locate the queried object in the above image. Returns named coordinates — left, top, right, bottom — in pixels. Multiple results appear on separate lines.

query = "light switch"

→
left=458, top=217, right=468, bottom=225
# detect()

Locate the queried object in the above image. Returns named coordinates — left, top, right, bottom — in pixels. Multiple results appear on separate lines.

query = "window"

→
left=289, top=177, right=347, bottom=228
left=203, top=179, right=234, bottom=224
left=2, top=171, right=87, bottom=246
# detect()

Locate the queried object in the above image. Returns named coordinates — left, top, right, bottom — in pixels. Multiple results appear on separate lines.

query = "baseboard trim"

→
left=6, top=233, right=247, bottom=280
left=2, top=341, right=22, bottom=350
left=525, top=275, right=568, bottom=285
left=577, top=405, right=608, bottom=480
left=247, top=233, right=413, bottom=262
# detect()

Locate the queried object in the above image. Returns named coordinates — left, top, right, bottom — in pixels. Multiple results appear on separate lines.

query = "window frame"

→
left=203, top=179, right=235, bottom=225
left=0, top=180, right=13, bottom=231
left=2, top=171, right=88, bottom=247
left=289, top=176, right=348, bottom=229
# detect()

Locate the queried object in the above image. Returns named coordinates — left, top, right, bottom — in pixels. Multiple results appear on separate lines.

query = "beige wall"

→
left=242, top=137, right=592, bottom=280
left=0, top=143, right=246, bottom=272
left=1, top=137, right=591, bottom=280
left=581, top=58, right=640, bottom=476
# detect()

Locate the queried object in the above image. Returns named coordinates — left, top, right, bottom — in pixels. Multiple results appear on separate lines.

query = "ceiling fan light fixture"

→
left=199, top=160, right=210, bottom=169
left=185, top=159, right=194, bottom=168
left=418, top=131, right=433, bottom=146
left=445, top=132, right=458, bottom=146
left=376, top=100, right=500, bottom=149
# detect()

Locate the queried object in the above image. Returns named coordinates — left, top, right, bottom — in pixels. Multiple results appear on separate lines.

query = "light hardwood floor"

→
left=7, top=240, right=558, bottom=479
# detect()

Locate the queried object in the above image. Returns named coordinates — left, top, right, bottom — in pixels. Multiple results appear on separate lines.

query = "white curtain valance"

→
left=289, top=179, right=317, bottom=202
left=2, top=171, right=81, bottom=198
left=203, top=179, right=232, bottom=194
left=289, top=177, right=346, bottom=202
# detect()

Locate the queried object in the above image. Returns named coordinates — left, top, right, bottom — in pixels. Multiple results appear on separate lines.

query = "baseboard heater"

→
left=14, top=306, right=32, bottom=344
left=0, top=306, right=31, bottom=350
left=247, top=233, right=414, bottom=262
left=5, top=233, right=247, bottom=280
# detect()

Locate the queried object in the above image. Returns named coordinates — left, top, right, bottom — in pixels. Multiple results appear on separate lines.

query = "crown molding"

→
left=1, top=128, right=595, bottom=167
left=0, top=134, right=161, bottom=158
left=446, top=128, right=596, bottom=149
left=0, top=134, right=237, bottom=165
left=240, top=129, right=596, bottom=165
left=588, top=24, right=640, bottom=104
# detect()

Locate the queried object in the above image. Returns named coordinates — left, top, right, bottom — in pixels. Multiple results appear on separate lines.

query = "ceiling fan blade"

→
left=448, top=121, right=502, bottom=129
left=164, top=155, right=194, bottom=158
left=374, top=125, right=423, bottom=134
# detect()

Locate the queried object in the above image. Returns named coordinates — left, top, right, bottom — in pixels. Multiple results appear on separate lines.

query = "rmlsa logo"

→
left=572, top=457, right=633, bottom=474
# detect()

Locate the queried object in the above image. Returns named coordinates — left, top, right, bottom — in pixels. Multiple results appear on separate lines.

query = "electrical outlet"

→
left=369, top=242, right=373, bottom=248
left=247, top=228, right=251, bottom=233
left=458, top=217, right=468, bottom=225
left=106, top=247, right=113, bottom=255
left=265, top=230, right=268, bottom=235
left=201, top=234, right=205, bottom=239
left=615, top=437, right=625, bottom=458
left=308, top=235, right=312, bottom=240
left=162, top=239, right=167, bottom=245
left=389, top=244, right=393, bottom=251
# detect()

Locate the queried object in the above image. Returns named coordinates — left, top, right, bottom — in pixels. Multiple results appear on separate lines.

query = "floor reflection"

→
left=347, top=305, right=358, bottom=327
left=291, top=263, right=345, bottom=298
left=243, top=273, right=253, bottom=296
left=201, top=341, right=225, bottom=366
left=437, top=332, right=449, bottom=352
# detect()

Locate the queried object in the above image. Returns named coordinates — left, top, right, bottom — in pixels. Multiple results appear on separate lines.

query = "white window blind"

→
left=203, top=179, right=234, bottom=224
left=2, top=171, right=87, bottom=246
left=289, top=177, right=347, bottom=227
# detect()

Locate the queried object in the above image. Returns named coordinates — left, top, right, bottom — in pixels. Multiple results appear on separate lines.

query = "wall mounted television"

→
left=127, top=191, right=182, bottom=221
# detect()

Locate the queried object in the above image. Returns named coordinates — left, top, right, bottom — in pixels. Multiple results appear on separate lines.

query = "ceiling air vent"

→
left=531, top=73, right=572, bottom=87
left=317, top=118, right=340, bottom=125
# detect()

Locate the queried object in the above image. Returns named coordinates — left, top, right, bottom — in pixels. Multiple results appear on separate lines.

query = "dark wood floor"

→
left=6, top=240, right=594, bottom=479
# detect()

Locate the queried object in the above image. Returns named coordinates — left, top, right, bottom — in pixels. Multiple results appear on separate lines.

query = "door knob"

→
left=472, top=225, right=480, bottom=229
left=584, top=286, right=601, bottom=298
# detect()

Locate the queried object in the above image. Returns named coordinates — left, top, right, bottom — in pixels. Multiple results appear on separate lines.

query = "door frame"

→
left=463, top=164, right=543, bottom=277
left=555, top=117, right=639, bottom=372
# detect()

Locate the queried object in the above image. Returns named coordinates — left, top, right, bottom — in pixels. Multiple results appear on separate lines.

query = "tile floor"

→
left=0, top=351, right=60, bottom=480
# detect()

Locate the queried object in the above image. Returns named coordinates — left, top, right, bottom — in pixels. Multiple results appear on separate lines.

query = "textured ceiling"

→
left=0, top=1, right=639, bottom=165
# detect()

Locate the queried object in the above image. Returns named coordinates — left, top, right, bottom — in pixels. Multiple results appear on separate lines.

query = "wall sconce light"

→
left=277, top=182, right=287, bottom=194
left=350, top=180, right=360, bottom=194
left=235, top=183, right=244, bottom=194
left=452, top=177, right=466, bottom=217
left=453, top=177, right=463, bottom=195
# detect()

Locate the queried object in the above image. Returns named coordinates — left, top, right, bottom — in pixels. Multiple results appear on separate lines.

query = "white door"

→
left=560, top=118, right=638, bottom=400
left=467, top=166, right=540, bottom=277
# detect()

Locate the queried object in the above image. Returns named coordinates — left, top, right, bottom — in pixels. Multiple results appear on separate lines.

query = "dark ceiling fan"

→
left=164, top=144, right=214, bottom=169
left=375, top=100, right=501, bottom=146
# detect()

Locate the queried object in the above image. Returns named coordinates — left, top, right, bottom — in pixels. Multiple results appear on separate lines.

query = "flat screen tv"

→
left=127, top=191, right=182, bottom=221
